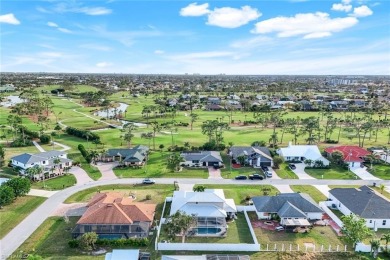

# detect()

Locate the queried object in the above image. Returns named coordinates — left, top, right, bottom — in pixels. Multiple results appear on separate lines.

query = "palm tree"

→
left=150, top=121, right=161, bottom=150
left=370, top=239, right=380, bottom=258
left=379, top=184, right=386, bottom=194
left=381, top=233, right=390, bottom=252
left=53, top=157, right=61, bottom=175
left=83, top=131, right=93, bottom=149
left=189, top=113, right=198, bottom=130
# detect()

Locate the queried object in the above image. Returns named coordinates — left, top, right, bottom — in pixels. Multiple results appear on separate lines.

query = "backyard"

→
left=159, top=212, right=254, bottom=244
left=0, top=196, right=46, bottom=239
left=305, top=165, right=358, bottom=180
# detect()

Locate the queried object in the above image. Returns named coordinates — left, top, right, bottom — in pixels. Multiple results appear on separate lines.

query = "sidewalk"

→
left=32, top=141, right=45, bottom=152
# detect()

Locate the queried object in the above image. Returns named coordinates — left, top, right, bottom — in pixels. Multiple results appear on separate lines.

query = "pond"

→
left=94, top=102, right=128, bottom=118
left=0, top=95, right=26, bottom=107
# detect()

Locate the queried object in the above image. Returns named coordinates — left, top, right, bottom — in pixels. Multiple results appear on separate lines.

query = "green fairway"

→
left=0, top=196, right=46, bottom=239
left=31, top=174, right=77, bottom=190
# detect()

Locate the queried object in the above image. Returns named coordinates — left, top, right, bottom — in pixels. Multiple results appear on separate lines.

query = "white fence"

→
left=236, top=205, right=256, bottom=212
left=157, top=243, right=260, bottom=251
left=319, top=201, right=344, bottom=228
left=260, top=243, right=348, bottom=252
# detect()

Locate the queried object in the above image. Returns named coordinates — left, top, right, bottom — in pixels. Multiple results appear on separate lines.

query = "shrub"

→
left=0, top=185, right=15, bottom=206
left=325, top=139, right=339, bottom=144
left=3, top=177, right=31, bottom=197
left=96, top=238, right=148, bottom=247
left=65, top=127, right=100, bottom=142
left=10, top=139, right=33, bottom=147
left=68, top=239, right=79, bottom=248
left=146, top=194, right=152, bottom=200
left=78, top=144, right=91, bottom=163
left=39, top=134, right=51, bottom=144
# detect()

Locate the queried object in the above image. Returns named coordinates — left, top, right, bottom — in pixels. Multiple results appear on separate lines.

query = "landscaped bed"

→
left=0, top=196, right=46, bottom=239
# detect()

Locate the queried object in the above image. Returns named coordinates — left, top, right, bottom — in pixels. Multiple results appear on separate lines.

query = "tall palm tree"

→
left=53, top=157, right=61, bottom=175
left=381, top=233, right=390, bottom=252
left=370, top=239, right=380, bottom=258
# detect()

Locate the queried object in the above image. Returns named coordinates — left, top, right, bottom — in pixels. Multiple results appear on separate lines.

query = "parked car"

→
left=264, top=171, right=272, bottom=178
left=289, top=163, right=296, bottom=170
left=235, top=175, right=247, bottom=180
left=261, top=166, right=269, bottom=172
left=142, top=178, right=155, bottom=184
left=275, top=226, right=285, bottom=231
left=213, top=163, right=221, bottom=169
left=249, top=173, right=264, bottom=180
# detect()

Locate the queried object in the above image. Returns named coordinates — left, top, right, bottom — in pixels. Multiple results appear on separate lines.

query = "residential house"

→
left=328, top=186, right=390, bottom=229
left=73, top=192, right=156, bottom=238
left=105, top=250, right=141, bottom=260
left=207, top=97, right=221, bottom=105
left=324, top=145, right=370, bottom=168
left=252, top=193, right=323, bottom=227
left=100, top=145, right=149, bottom=166
left=169, top=189, right=237, bottom=236
left=278, top=143, right=329, bottom=166
left=11, top=150, right=72, bottom=179
left=0, top=84, right=16, bottom=92
left=329, top=100, right=349, bottom=110
left=298, top=100, right=313, bottom=111
left=229, top=146, right=273, bottom=167
left=162, top=255, right=250, bottom=260
left=180, top=151, right=223, bottom=167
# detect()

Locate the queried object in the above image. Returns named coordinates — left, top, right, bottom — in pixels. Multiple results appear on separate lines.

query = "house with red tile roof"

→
left=324, top=145, right=370, bottom=168
left=72, top=192, right=156, bottom=239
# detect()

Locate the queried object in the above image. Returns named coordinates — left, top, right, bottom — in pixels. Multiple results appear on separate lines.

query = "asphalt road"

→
left=1, top=177, right=389, bottom=259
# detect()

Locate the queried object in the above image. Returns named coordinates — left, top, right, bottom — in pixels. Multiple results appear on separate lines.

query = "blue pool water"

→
left=196, top=228, right=221, bottom=234
left=98, top=234, right=124, bottom=239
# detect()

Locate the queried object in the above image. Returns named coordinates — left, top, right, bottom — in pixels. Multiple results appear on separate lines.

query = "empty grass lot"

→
left=31, top=174, right=77, bottom=190
left=290, top=185, right=327, bottom=203
left=305, top=165, right=358, bottom=180
left=248, top=212, right=349, bottom=250
left=193, top=184, right=279, bottom=205
left=159, top=212, right=253, bottom=244
left=0, top=196, right=46, bottom=239
left=113, top=151, right=208, bottom=179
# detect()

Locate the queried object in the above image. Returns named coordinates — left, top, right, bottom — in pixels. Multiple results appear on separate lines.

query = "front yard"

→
left=305, top=165, right=358, bottom=180
left=274, top=163, right=299, bottom=179
left=113, top=151, right=208, bottom=179
left=367, top=163, right=390, bottom=180
left=159, top=212, right=253, bottom=244
left=290, top=186, right=327, bottom=203
left=0, top=196, right=46, bottom=239
left=31, top=174, right=77, bottom=190
left=248, top=212, right=350, bottom=250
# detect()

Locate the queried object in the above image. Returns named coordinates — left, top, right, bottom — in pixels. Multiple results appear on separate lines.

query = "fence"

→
left=157, top=243, right=260, bottom=251
left=319, top=201, right=344, bottom=228
left=260, top=243, right=349, bottom=253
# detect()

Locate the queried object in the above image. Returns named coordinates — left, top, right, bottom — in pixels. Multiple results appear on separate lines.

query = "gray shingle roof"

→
left=252, top=193, right=323, bottom=215
left=180, top=151, right=222, bottom=163
left=11, top=150, right=66, bottom=165
left=229, top=146, right=272, bottom=161
left=106, top=146, right=149, bottom=163
left=329, top=186, right=390, bottom=219
left=278, top=201, right=307, bottom=218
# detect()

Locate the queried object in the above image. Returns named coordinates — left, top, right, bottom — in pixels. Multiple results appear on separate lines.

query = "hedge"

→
left=65, top=127, right=100, bottom=142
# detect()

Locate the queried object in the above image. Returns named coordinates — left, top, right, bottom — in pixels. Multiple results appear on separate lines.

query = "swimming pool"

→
left=196, top=227, right=222, bottom=234
left=98, top=234, right=124, bottom=239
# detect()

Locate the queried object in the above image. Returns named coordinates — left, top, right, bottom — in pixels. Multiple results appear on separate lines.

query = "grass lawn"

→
left=368, top=163, right=390, bottom=180
left=113, top=151, right=208, bottom=179
left=68, top=153, right=102, bottom=180
left=193, top=184, right=279, bottom=205
left=330, top=208, right=345, bottom=220
left=159, top=212, right=253, bottom=244
left=290, top=185, right=327, bottom=203
left=248, top=212, right=349, bottom=250
left=12, top=216, right=104, bottom=259
left=305, top=165, right=359, bottom=180
left=275, top=163, right=299, bottom=179
left=31, top=174, right=77, bottom=190
left=0, top=196, right=46, bottom=239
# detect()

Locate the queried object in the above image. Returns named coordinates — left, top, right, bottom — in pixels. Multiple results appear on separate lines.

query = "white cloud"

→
left=180, top=3, right=210, bottom=16
left=154, top=50, right=165, bottom=55
left=80, top=44, right=112, bottom=51
left=46, top=2, right=112, bottom=16
left=58, top=28, right=72, bottom=33
left=332, top=3, right=352, bottom=12
left=96, top=62, right=112, bottom=68
left=0, top=13, right=21, bottom=25
left=342, top=0, right=352, bottom=4
left=251, top=12, right=358, bottom=39
left=207, top=6, right=261, bottom=28
left=77, top=7, right=112, bottom=16
left=180, top=3, right=261, bottom=28
left=47, top=21, right=58, bottom=27
left=169, top=51, right=234, bottom=61
left=352, top=5, right=373, bottom=17
left=230, top=36, right=274, bottom=49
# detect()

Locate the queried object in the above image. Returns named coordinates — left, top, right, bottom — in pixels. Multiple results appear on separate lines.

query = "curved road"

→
left=1, top=178, right=390, bottom=259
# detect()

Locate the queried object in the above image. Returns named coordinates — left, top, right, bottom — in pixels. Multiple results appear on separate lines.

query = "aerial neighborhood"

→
left=0, top=73, right=390, bottom=260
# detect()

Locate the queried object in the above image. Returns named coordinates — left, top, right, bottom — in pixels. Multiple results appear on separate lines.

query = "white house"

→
left=328, top=186, right=390, bottom=230
left=278, top=143, right=329, bottom=166
left=169, top=189, right=237, bottom=236
left=252, top=193, right=323, bottom=227
left=11, top=150, right=72, bottom=178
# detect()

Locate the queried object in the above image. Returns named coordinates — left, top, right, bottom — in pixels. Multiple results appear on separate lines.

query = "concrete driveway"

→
left=290, top=163, right=330, bottom=197
left=96, top=162, right=119, bottom=180
left=69, top=166, right=93, bottom=185
left=350, top=166, right=381, bottom=180
left=266, top=167, right=294, bottom=193
left=208, top=167, right=222, bottom=179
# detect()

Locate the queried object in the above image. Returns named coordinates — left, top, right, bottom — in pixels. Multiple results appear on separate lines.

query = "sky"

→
left=0, top=0, right=389, bottom=75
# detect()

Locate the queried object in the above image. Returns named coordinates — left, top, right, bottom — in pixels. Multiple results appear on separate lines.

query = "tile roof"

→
left=77, top=192, right=156, bottom=225
left=325, top=146, right=370, bottom=162
left=329, top=186, right=390, bottom=219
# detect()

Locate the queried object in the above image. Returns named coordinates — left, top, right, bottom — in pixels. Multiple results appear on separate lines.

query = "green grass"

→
left=68, top=153, right=102, bottom=180
left=368, top=163, right=390, bottom=180
left=113, top=151, right=208, bottom=179
left=290, top=185, right=327, bottom=203
left=193, top=184, right=279, bottom=205
left=159, top=212, right=253, bottom=244
left=248, top=212, right=350, bottom=250
left=31, top=174, right=77, bottom=190
left=275, top=163, right=299, bottom=179
left=372, top=186, right=390, bottom=200
left=0, top=196, right=46, bottom=239
left=305, top=165, right=359, bottom=180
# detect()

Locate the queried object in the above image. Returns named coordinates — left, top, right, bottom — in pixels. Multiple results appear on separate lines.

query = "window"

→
left=369, top=220, right=372, bottom=223
left=383, top=220, right=387, bottom=226
left=192, top=160, right=199, bottom=163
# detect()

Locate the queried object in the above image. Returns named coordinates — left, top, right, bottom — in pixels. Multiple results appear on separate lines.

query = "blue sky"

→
left=0, top=0, right=389, bottom=75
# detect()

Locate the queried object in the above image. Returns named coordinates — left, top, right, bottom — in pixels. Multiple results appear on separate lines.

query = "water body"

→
left=0, top=95, right=25, bottom=107
left=94, top=102, right=128, bottom=118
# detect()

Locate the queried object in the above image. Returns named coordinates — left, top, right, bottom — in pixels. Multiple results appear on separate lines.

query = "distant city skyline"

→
left=1, top=0, right=389, bottom=75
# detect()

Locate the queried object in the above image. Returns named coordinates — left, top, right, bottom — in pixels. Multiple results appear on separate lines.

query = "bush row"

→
left=65, top=127, right=100, bottom=142
left=78, top=144, right=91, bottom=163
left=68, top=237, right=148, bottom=248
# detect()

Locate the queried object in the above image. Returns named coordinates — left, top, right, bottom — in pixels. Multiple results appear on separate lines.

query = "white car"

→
left=142, top=178, right=155, bottom=184
left=275, top=226, right=284, bottom=231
